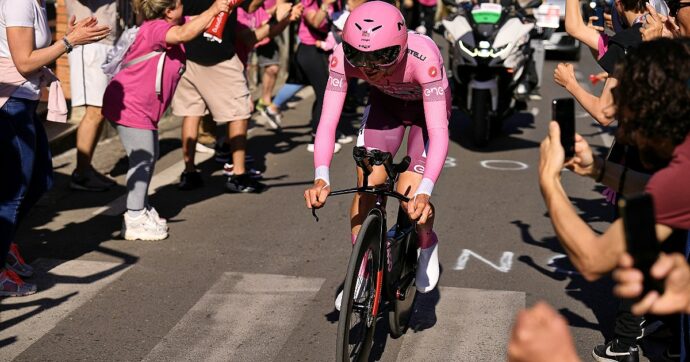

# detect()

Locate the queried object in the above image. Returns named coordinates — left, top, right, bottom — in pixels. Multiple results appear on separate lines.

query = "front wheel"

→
left=471, top=88, right=492, bottom=147
left=336, top=211, right=383, bottom=362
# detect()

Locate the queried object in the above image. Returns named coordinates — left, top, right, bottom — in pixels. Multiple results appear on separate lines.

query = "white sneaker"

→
left=337, top=134, right=355, bottom=144
left=335, top=290, right=343, bottom=311
left=147, top=207, right=168, bottom=230
left=122, top=212, right=168, bottom=241
left=195, top=142, right=215, bottom=154
left=307, top=143, right=342, bottom=153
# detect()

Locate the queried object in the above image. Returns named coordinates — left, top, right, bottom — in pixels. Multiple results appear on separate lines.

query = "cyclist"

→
left=303, top=1, right=450, bottom=309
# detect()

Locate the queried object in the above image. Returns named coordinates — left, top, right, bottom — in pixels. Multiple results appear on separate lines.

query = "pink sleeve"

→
left=148, top=19, right=176, bottom=48
left=416, top=58, right=450, bottom=196
left=313, top=46, right=348, bottom=184
left=597, top=34, right=609, bottom=60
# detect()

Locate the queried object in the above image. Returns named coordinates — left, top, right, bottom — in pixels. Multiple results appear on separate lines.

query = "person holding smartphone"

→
left=540, top=38, right=690, bottom=361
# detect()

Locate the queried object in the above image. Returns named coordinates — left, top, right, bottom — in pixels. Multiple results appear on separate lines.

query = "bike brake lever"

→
left=312, top=208, right=319, bottom=222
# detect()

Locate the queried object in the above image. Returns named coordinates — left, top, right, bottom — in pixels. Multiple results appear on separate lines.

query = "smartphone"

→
left=594, top=4, right=605, bottom=27
left=620, top=194, right=664, bottom=295
left=552, top=98, right=575, bottom=158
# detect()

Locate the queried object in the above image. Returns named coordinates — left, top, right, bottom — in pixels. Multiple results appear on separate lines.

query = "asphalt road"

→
left=2, top=43, right=652, bottom=361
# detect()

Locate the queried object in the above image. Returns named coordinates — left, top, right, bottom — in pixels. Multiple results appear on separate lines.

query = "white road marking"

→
left=444, top=156, right=457, bottom=168
left=453, top=249, right=514, bottom=273
left=142, top=272, right=325, bottom=362
left=396, top=287, right=525, bottom=361
left=480, top=160, right=529, bottom=171
left=0, top=259, right=131, bottom=360
left=547, top=254, right=581, bottom=276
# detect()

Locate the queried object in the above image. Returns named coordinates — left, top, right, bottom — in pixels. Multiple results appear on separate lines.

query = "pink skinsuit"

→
left=314, top=33, right=451, bottom=196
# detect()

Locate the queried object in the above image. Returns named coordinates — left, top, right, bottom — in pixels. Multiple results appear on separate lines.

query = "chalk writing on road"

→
left=480, top=160, right=529, bottom=171
left=445, top=156, right=457, bottom=168
left=453, top=249, right=514, bottom=273
left=547, top=254, right=580, bottom=275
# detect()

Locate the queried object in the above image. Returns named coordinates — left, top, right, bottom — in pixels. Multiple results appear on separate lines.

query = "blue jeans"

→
left=272, top=83, right=304, bottom=109
left=0, top=97, right=53, bottom=265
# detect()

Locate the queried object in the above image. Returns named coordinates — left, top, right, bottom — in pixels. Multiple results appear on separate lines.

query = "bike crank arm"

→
left=395, top=272, right=416, bottom=301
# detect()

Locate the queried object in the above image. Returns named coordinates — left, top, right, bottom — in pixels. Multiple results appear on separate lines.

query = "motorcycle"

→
left=438, top=0, right=557, bottom=147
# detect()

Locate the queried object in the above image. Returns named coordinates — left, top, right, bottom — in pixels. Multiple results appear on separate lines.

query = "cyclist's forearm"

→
left=314, top=79, right=348, bottom=184
left=416, top=126, right=448, bottom=196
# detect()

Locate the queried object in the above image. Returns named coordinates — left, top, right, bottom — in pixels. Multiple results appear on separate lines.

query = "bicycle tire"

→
left=336, top=210, right=383, bottom=362
left=388, top=229, right=417, bottom=338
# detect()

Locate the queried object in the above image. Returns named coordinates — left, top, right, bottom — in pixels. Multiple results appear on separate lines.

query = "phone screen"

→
left=620, top=194, right=664, bottom=295
left=552, top=98, right=575, bottom=158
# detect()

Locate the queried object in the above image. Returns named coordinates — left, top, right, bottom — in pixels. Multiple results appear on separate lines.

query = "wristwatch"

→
left=62, top=37, right=74, bottom=54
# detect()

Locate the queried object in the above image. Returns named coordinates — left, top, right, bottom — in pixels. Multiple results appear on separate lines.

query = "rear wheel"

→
left=336, top=211, right=383, bottom=362
left=387, top=230, right=418, bottom=338
left=471, top=88, right=492, bottom=147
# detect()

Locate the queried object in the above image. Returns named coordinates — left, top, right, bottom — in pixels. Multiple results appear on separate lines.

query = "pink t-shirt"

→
left=597, top=33, right=609, bottom=60
left=418, top=0, right=437, bottom=7
left=102, top=18, right=186, bottom=130
left=298, top=0, right=336, bottom=45
left=235, top=6, right=271, bottom=66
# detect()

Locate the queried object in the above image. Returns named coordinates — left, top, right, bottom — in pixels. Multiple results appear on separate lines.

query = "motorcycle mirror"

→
left=523, top=0, right=543, bottom=9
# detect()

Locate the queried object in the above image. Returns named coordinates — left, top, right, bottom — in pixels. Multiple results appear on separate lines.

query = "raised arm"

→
left=165, top=0, right=229, bottom=45
left=238, top=3, right=303, bottom=47
left=564, top=0, right=601, bottom=51
left=304, top=0, right=335, bottom=29
left=554, top=63, right=617, bottom=126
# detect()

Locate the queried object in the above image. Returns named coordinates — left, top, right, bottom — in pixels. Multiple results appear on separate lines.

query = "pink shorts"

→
left=356, top=89, right=429, bottom=175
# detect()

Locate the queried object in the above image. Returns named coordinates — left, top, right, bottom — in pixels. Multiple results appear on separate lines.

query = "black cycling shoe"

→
left=178, top=170, right=203, bottom=190
left=225, top=173, right=265, bottom=193
left=592, top=339, right=640, bottom=362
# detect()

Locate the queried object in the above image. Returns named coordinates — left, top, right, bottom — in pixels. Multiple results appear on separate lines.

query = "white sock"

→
left=127, top=209, right=145, bottom=218
left=416, top=242, right=439, bottom=293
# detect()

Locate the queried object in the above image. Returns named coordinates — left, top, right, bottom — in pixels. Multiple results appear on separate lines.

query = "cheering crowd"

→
left=2, top=0, right=690, bottom=361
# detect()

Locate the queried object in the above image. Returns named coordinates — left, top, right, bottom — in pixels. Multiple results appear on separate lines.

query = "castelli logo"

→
left=428, top=66, right=438, bottom=77
left=330, top=57, right=338, bottom=68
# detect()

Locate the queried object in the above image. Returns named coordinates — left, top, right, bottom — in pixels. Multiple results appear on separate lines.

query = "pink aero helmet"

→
left=342, top=1, right=408, bottom=68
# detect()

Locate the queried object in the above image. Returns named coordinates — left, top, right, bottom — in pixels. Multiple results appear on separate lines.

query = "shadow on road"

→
left=450, top=109, right=541, bottom=153
left=511, top=219, right=617, bottom=339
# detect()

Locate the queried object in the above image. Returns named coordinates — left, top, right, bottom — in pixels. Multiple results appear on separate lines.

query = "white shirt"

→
left=0, top=0, right=52, bottom=100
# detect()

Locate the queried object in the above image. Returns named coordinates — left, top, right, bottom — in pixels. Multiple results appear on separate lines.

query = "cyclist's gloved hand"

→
left=407, top=194, right=433, bottom=225
left=304, top=179, right=331, bottom=209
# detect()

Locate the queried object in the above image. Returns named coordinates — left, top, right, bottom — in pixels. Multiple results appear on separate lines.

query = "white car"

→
left=541, top=0, right=581, bottom=60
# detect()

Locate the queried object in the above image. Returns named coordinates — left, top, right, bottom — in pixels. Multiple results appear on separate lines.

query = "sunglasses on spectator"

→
left=669, top=0, right=690, bottom=17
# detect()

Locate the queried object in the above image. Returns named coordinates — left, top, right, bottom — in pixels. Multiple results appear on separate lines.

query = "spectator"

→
left=614, top=252, right=690, bottom=316
left=66, top=0, right=119, bottom=191
left=102, top=0, right=230, bottom=240
left=173, top=0, right=266, bottom=193
left=236, top=0, right=303, bottom=131
left=539, top=38, right=690, bottom=361
left=0, top=0, right=110, bottom=296
left=295, top=0, right=351, bottom=153
left=508, top=302, right=580, bottom=362
left=253, top=0, right=285, bottom=129
left=556, top=0, right=648, bottom=126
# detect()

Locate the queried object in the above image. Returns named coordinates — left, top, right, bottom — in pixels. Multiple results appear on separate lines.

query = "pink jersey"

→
left=314, top=33, right=450, bottom=196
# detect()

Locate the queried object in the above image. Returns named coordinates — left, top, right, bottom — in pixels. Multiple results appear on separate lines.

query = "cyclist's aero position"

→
left=304, top=1, right=450, bottom=308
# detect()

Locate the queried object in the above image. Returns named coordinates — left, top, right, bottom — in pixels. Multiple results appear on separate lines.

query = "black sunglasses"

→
left=669, top=0, right=690, bottom=17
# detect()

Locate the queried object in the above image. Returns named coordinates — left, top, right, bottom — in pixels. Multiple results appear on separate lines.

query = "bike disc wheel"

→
left=336, top=212, right=383, bottom=362
left=388, top=232, right=417, bottom=338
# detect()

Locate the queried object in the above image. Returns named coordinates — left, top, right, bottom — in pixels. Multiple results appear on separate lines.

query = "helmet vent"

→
left=363, top=19, right=374, bottom=22
left=372, top=25, right=382, bottom=31
left=355, top=23, right=362, bottom=30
